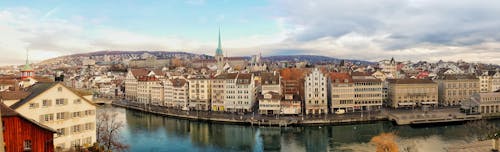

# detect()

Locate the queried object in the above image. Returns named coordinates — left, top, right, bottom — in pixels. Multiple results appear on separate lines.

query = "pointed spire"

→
left=218, top=27, right=222, bottom=49
left=215, top=27, right=223, bottom=56
left=22, top=49, right=33, bottom=71
left=26, top=49, right=29, bottom=65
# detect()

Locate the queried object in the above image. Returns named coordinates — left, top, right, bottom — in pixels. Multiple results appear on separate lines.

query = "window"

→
left=29, top=103, right=37, bottom=109
left=43, top=114, right=54, bottom=122
left=58, top=87, right=63, bottom=92
left=73, top=112, right=81, bottom=118
left=56, top=99, right=65, bottom=105
left=72, top=125, right=81, bottom=133
left=42, top=100, right=51, bottom=107
left=56, top=112, right=65, bottom=120
left=23, top=140, right=32, bottom=151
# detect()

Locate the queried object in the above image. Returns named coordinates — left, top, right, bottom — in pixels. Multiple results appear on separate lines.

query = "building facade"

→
left=434, top=74, right=479, bottom=106
left=9, top=83, right=97, bottom=150
left=224, top=73, right=256, bottom=113
left=1, top=102, right=56, bottom=152
left=188, top=76, right=211, bottom=111
left=304, top=68, right=328, bottom=114
left=387, top=79, right=438, bottom=108
left=330, top=72, right=383, bottom=113
left=164, top=78, right=189, bottom=109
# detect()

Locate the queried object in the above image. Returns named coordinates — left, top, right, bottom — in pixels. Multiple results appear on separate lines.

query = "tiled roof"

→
left=0, top=91, right=30, bottom=100
left=261, top=72, right=280, bottom=85
left=10, top=83, right=58, bottom=109
left=169, top=78, right=187, bottom=87
left=215, top=73, right=238, bottom=79
left=130, top=69, right=149, bottom=78
left=33, top=76, right=54, bottom=83
left=330, top=72, right=353, bottom=83
left=137, top=76, right=159, bottom=81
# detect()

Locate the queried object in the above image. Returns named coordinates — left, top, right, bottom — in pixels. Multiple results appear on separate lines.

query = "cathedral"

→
left=191, top=29, right=247, bottom=72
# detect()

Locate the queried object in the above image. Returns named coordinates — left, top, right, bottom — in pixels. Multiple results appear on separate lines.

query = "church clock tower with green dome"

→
left=215, top=28, right=224, bottom=73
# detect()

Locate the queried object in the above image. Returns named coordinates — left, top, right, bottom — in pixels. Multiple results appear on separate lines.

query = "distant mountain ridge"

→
left=39, top=50, right=373, bottom=65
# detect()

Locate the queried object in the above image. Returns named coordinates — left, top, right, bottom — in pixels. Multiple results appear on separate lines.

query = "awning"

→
left=421, top=102, right=437, bottom=104
left=398, top=102, right=416, bottom=106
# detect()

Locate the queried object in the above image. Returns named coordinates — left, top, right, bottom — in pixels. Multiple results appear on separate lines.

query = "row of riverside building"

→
left=124, top=66, right=500, bottom=115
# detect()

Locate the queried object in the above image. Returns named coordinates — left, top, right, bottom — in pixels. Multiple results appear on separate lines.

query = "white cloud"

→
left=0, top=7, right=282, bottom=65
left=267, top=0, right=500, bottom=64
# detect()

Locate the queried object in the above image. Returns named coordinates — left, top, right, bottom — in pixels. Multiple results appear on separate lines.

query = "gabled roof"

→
left=10, top=83, right=58, bottom=109
left=0, top=102, right=56, bottom=133
left=169, top=78, right=187, bottom=87
left=129, top=69, right=149, bottom=79
left=10, top=82, right=96, bottom=109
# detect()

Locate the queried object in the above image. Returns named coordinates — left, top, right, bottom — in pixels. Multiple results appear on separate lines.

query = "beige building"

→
left=164, top=78, right=189, bottom=109
left=470, top=92, right=500, bottom=115
left=330, top=72, right=383, bottom=113
left=434, top=74, right=479, bottom=106
left=304, top=68, right=328, bottom=114
left=9, top=82, right=97, bottom=150
left=125, top=69, right=148, bottom=101
left=188, top=75, right=211, bottom=111
left=211, top=75, right=226, bottom=112
left=136, top=76, right=162, bottom=105
left=258, top=92, right=281, bottom=115
left=479, top=70, right=500, bottom=93
left=387, top=79, right=438, bottom=108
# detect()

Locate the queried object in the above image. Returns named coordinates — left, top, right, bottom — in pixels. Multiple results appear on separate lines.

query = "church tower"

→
left=20, top=49, right=34, bottom=80
left=215, top=28, right=224, bottom=73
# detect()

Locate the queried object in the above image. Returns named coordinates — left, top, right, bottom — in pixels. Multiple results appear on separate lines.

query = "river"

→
left=100, top=106, right=493, bottom=152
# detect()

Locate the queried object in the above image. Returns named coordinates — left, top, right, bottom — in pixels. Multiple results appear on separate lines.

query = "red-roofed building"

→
left=1, top=102, right=56, bottom=152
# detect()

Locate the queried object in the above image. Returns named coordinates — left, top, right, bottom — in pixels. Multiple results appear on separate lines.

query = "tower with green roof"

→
left=215, top=28, right=224, bottom=73
left=20, top=49, right=34, bottom=80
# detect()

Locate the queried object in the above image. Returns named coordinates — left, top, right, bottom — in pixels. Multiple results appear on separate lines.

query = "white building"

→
left=261, top=72, right=281, bottom=95
left=9, top=82, right=97, bottom=150
left=124, top=69, right=148, bottom=101
left=258, top=92, right=281, bottom=115
left=164, top=78, right=189, bottom=110
left=304, top=68, right=328, bottom=114
left=217, top=73, right=256, bottom=113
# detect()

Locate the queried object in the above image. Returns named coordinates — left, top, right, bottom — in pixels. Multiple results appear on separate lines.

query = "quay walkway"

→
left=110, top=100, right=493, bottom=126
left=111, top=100, right=387, bottom=127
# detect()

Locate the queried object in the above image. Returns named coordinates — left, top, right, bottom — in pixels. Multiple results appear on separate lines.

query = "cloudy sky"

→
left=1, top=0, right=500, bottom=65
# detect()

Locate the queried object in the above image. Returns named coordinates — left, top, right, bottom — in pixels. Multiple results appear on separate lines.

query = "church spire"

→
left=22, top=49, right=33, bottom=71
left=218, top=27, right=222, bottom=50
left=215, top=27, right=223, bottom=56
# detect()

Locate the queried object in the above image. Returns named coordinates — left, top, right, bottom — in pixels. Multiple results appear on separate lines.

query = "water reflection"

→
left=102, top=106, right=489, bottom=152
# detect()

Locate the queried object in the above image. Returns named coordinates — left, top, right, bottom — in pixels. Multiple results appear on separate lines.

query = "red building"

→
left=1, top=103, right=56, bottom=152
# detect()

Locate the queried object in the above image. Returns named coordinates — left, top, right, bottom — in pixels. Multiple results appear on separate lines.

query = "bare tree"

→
left=95, top=110, right=129, bottom=152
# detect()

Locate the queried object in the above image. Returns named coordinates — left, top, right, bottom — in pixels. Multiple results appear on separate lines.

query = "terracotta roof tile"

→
left=0, top=91, right=30, bottom=100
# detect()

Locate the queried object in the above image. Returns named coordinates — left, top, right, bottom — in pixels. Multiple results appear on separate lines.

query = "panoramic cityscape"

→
left=1, top=0, right=500, bottom=152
